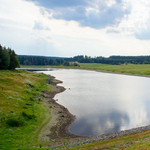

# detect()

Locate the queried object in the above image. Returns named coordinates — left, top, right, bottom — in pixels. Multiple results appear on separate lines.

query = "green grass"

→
left=0, top=70, right=56, bottom=149
left=78, top=63, right=150, bottom=76
left=61, top=130, right=150, bottom=150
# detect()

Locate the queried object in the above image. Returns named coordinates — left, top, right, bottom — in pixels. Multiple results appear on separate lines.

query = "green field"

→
left=0, top=70, right=57, bottom=149
left=62, top=129, right=150, bottom=150
left=79, top=63, right=150, bottom=76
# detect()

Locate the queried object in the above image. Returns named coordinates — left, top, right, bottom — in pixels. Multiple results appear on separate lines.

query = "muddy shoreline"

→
left=38, top=76, right=84, bottom=143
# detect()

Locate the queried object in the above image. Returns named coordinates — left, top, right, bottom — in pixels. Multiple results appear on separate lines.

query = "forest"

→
left=66, top=55, right=150, bottom=65
left=17, top=55, right=79, bottom=66
left=0, top=45, right=20, bottom=70
left=18, top=55, right=150, bottom=66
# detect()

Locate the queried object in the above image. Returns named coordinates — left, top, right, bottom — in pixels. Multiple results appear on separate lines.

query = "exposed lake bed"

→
left=38, top=77, right=84, bottom=141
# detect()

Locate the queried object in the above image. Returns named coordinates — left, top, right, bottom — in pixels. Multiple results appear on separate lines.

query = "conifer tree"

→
left=7, top=48, right=20, bottom=70
left=0, top=45, right=10, bottom=70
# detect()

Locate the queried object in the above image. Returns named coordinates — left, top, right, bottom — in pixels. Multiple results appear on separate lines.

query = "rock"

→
left=9, top=129, right=13, bottom=131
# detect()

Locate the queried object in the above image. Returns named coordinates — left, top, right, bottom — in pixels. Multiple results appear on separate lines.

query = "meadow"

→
left=0, top=70, right=57, bottom=149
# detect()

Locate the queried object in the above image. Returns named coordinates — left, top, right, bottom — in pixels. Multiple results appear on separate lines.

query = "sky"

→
left=1, top=0, right=150, bottom=57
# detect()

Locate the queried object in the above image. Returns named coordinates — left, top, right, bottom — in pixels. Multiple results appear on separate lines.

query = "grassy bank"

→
left=21, top=63, right=150, bottom=77
left=0, top=70, right=57, bottom=149
left=62, top=129, right=150, bottom=150
left=78, top=63, right=150, bottom=76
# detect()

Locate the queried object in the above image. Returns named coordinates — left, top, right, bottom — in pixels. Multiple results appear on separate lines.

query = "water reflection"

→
left=70, top=110, right=130, bottom=136
left=41, top=69, right=150, bottom=136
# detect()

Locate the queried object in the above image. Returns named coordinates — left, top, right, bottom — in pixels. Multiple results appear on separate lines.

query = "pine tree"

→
left=0, top=45, right=10, bottom=70
left=7, top=48, right=20, bottom=70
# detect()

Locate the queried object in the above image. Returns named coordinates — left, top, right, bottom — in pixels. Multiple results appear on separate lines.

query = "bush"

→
left=6, top=117, right=24, bottom=127
left=22, top=111, right=36, bottom=120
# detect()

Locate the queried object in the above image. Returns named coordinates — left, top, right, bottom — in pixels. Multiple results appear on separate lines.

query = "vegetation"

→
left=17, top=55, right=79, bottom=67
left=0, top=70, right=56, bottom=149
left=61, top=129, right=150, bottom=150
left=67, top=55, right=150, bottom=65
left=0, top=44, right=20, bottom=70
left=18, top=54, right=150, bottom=66
left=78, top=63, right=150, bottom=76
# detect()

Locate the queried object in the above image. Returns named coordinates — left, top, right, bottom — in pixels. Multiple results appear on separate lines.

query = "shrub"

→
left=22, top=111, right=36, bottom=120
left=6, top=117, right=24, bottom=127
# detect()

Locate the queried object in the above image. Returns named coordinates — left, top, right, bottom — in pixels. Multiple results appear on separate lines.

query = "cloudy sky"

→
left=0, top=0, right=150, bottom=57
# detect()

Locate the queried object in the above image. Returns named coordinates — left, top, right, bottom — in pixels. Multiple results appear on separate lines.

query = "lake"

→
left=40, top=69, right=150, bottom=137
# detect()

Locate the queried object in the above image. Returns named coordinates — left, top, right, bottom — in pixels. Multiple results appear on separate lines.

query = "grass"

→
left=61, top=130, right=150, bottom=150
left=78, top=63, right=150, bottom=76
left=0, top=70, right=56, bottom=149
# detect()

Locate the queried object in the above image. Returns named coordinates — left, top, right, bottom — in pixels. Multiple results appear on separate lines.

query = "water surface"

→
left=41, top=69, right=150, bottom=136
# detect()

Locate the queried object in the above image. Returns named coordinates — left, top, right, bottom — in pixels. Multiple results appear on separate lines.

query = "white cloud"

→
left=119, top=0, right=150, bottom=39
left=1, top=0, right=150, bottom=57
left=0, top=0, right=40, bottom=29
left=0, top=0, right=59, bottom=56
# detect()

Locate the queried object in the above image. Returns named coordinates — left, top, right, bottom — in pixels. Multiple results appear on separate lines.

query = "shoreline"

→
left=94, top=69, right=150, bottom=79
left=19, top=66, right=150, bottom=79
left=38, top=76, right=84, bottom=143
left=66, top=67, right=150, bottom=79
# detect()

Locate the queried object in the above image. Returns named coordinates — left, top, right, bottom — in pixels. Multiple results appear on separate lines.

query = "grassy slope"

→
left=78, top=63, right=150, bottom=76
left=62, top=129, right=150, bottom=150
left=0, top=70, right=57, bottom=149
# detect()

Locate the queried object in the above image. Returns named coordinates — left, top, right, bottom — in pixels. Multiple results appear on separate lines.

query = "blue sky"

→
left=0, top=0, right=150, bottom=57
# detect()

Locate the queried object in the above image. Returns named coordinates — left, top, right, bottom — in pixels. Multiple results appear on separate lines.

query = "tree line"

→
left=66, top=55, right=150, bottom=65
left=17, top=54, right=150, bottom=66
left=0, top=45, right=20, bottom=70
left=2, top=45, right=150, bottom=68
left=17, top=55, right=79, bottom=66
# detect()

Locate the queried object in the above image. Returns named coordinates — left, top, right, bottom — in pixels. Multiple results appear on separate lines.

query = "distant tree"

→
left=23, top=60, right=29, bottom=65
left=48, top=59, right=54, bottom=65
left=63, top=61, right=69, bottom=66
left=0, top=45, right=10, bottom=70
left=73, top=62, right=80, bottom=67
left=7, top=48, right=20, bottom=70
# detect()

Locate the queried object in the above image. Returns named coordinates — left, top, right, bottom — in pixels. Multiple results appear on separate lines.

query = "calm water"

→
left=41, top=69, right=150, bottom=137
